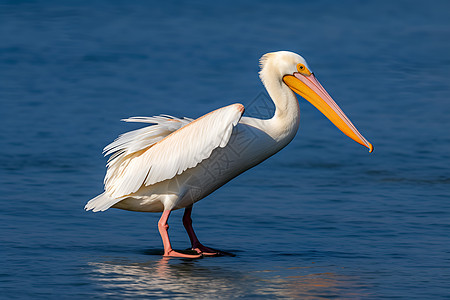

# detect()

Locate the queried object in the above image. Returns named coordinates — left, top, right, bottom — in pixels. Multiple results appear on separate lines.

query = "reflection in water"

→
left=89, top=257, right=250, bottom=298
left=261, top=271, right=369, bottom=299
left=87, top=256, right=368, bottom=298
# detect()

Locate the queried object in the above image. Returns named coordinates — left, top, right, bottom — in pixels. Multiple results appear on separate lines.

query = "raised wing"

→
left=103, top=103, right=245, bottom=198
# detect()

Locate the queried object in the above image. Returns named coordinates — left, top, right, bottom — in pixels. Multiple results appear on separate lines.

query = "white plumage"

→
left=86, top=103, right=244, bottom=210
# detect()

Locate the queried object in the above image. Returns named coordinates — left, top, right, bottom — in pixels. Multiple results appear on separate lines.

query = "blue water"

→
left=1, top=0, right=449, bottom=298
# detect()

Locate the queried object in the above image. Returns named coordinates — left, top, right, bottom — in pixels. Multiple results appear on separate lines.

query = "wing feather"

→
left=103, top=104, right=244, bottom=198
left=104, top=115, right=192, bottom=157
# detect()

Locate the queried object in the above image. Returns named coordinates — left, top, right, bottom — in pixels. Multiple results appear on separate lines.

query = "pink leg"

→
left=158, top=210, right=202, bottom=258
left=182, top=205, right=223, bottom=256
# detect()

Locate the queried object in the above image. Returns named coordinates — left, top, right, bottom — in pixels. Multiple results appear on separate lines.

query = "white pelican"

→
left=85, top=51, right=373, bottom=258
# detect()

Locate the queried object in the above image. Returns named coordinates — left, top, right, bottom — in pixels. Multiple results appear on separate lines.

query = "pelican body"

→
left=86, top=51, right=372, bottom=257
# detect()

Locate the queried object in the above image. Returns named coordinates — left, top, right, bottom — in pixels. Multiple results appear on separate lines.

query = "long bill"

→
left=283, top=73, right=373, bottom=152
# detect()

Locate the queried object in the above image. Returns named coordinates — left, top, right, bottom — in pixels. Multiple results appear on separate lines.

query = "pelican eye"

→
left=296, top=63, right=311, bottom=76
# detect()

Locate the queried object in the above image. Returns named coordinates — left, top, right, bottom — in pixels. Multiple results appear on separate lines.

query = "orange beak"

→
left=283, top=73, right=373, bottom=152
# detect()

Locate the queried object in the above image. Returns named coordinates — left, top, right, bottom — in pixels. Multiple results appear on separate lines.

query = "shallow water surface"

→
left=1, top=1, right=450, bottom=299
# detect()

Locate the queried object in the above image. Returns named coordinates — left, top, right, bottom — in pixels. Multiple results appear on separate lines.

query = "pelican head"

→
left=260, top=51, right=373, bottom=152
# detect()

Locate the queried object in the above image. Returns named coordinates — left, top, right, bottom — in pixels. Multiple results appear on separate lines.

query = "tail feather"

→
left=85, top=193, right=124, bottom=212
